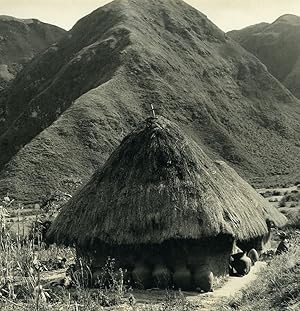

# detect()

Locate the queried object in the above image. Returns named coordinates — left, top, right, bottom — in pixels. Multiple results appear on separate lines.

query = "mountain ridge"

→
left=0, top=15, right=66, bottom=66
left=272, top=14, right=300, bottom=25
left=0, top=0, right=299, bottom=202
left=0, top=15, right=66, bottom=123
left=228, top=14, right=300, bottom=98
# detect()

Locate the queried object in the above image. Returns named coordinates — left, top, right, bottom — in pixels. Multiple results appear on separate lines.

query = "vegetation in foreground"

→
left=0, top=196, right=194, bottom=311
left=1, top=187, right=299, bottom=311
left=217, top=231, right=300, bottom=311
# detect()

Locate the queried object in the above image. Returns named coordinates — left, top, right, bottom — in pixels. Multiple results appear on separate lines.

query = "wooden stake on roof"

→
left=150, top=104, right=156, bottom=118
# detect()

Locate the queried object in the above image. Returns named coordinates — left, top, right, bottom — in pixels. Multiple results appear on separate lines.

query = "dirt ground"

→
left=111, top=262, right=267, bottom=310
left=186, top=262, right=266, bottom=310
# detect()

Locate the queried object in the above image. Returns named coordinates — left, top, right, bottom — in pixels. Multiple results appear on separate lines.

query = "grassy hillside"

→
left=0, top=16, right=66, bottom=127
left=0, top=15, right=66, bottom=65
left=228, top=14, right=300, bottom=99
left=0, top=0, right=300, bottom=202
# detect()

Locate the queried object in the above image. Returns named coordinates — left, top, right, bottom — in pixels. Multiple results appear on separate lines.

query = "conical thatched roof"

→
left=48, top=117, right=287, bottom=247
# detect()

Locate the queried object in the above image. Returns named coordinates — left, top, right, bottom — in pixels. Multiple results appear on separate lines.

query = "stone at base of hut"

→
left=193, top=269, right=214, bottom=292
left=152, top=264, right=172, bottom=289
left=248, top=249, right=259, bottom=265
left=230, top=253, right=251, bottom=276
left=173, top=265, right=192, bottom=291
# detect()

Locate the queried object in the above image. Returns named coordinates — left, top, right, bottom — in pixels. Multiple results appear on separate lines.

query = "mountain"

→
left=0, top=15, right=66, bottom=74
left=0, top=0, right=299, bottom=202
left=0, top=16, right=66, bottom=121
left=228, top=14, right=300, bottom=99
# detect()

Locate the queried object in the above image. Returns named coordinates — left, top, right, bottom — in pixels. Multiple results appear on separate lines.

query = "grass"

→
left=201, top=186, right=299, bottom=311
left=0, top=195, right=136, bottom=310
left=0, top=196, right=128, bottom=310
left=0, top=201, right=210, bottom=311
left=0, top=222, right=202, bottom=311
left=0, top=233, right=129, bottom=310
left=279, top=208, right=300, bottom=229
left=2, top=0, right=300, bottom=207
left=217, top=232, right=300, bottom=311
left=1, top=189, right=299, bottom=311
left=135, top=291, right=195, bottom=311
left=279, top=191, right=300, bottom=208
left=259, top=186, right=300, bottom=229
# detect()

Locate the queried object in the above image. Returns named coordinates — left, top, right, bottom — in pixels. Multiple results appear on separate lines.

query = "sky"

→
left=1, top=0, right=300, bottom=32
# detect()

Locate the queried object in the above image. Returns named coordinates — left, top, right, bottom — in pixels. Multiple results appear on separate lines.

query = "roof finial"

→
left=150, top=104, right=156, bottom=118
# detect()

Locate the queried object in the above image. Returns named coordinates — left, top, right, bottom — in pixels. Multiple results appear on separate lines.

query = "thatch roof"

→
left=47, top=117, right=287, bottom=247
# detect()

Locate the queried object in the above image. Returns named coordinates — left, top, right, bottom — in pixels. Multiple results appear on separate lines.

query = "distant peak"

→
left=0, top=15, right=37, bottom=24
left=273, top=14, right=300, bottom=25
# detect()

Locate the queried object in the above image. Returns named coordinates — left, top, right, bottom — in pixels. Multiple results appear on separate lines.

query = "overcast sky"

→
left=1, top=0, right=300, bottom=31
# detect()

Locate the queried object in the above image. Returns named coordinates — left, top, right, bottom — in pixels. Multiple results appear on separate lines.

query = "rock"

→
left=231, top=253, right=251, bottom=276
left=248, top=249, right=259, bottom=265
left=193, top=269, right=214, bottom=292
left=173, top=265, right=192, bottom=291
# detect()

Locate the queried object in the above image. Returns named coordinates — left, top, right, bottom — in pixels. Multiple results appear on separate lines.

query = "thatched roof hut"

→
left=48, top=117, right=286, bottom=287
left=48, top=116, right=286, bottom=247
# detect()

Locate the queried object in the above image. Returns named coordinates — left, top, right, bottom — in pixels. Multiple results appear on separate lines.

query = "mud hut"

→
left=48, top=117, right=287, bottom=289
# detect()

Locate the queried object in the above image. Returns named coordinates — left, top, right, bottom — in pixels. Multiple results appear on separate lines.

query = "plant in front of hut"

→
left=66, top=257, right=131, bottom=307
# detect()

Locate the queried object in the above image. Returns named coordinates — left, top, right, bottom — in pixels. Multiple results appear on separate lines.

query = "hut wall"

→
left=237, top=230, right=272, bottom=253
left=184, top=236, right=233, bottom=276
left=76, top=235, right=234, bottom=289
left=85, top=236, right=233, bottom=275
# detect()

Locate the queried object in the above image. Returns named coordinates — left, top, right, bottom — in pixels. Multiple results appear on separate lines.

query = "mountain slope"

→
left=0, top=15, right=66, bottom=123
left=228, top=14, right=300, bottom=98
left=0, top=0, right=300, bottom=202
left=0, top=15, right=66, bottom=65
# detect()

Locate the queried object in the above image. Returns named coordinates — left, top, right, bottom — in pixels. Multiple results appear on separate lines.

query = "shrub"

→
left=217, top=233, right=300, bottom=311
left=262, top=191, right=273, bottom=198
left=272, top=190, right=282, bottom=196
left=279, top=198, right=287, bottom=207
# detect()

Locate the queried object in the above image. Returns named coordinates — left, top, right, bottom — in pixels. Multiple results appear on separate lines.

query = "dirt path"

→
left=127, top=261, right=267, bottom=311
left=187, top=261, right=267, bottom=310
